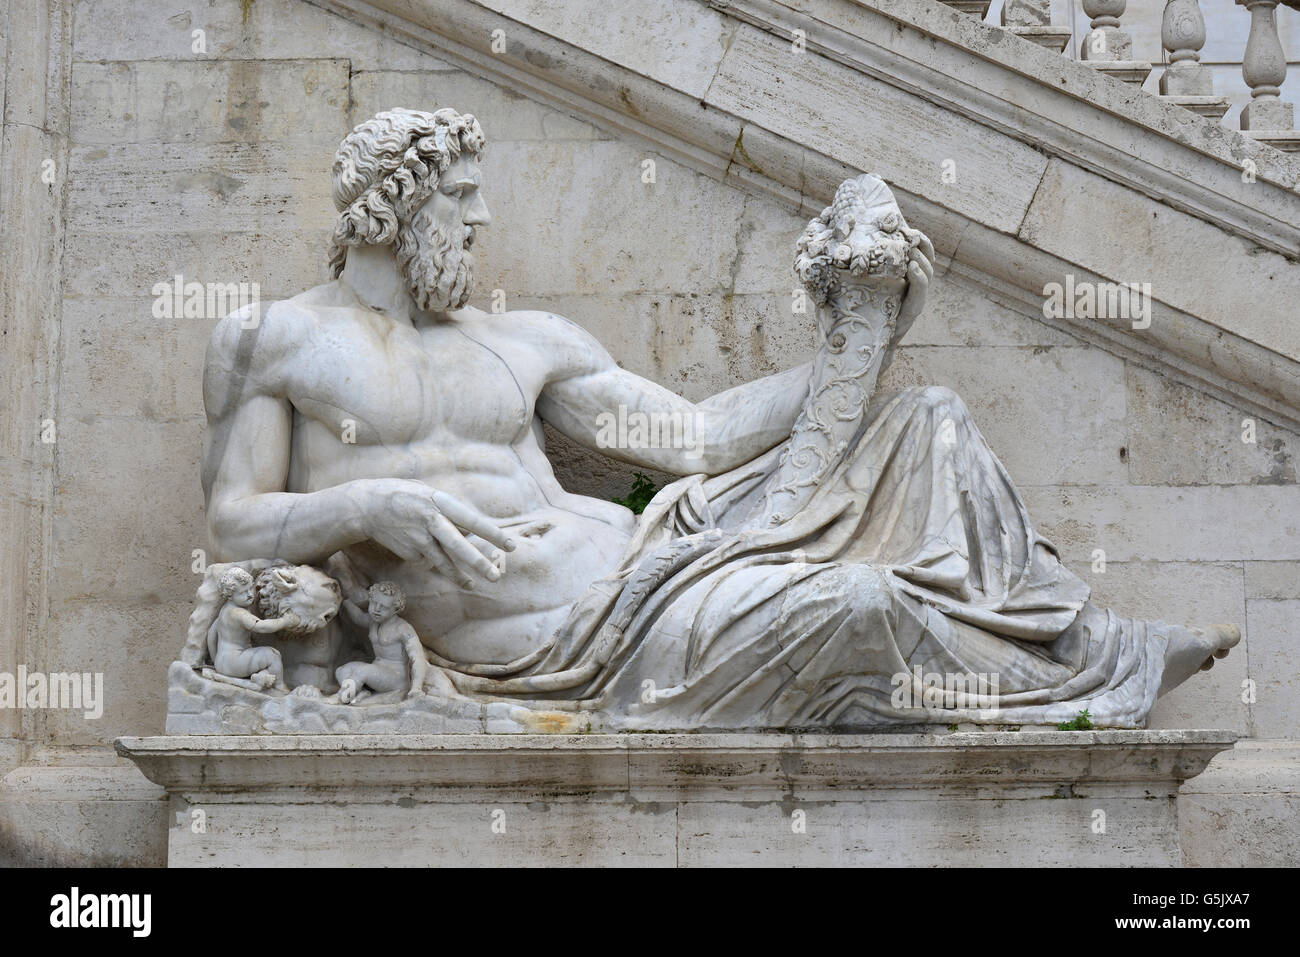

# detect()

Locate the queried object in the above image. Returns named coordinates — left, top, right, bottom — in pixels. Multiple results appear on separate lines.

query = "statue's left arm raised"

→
left=534, top=250, right=931, bottom=476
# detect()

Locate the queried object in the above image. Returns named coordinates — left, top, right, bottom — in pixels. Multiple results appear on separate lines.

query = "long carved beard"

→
left=394, top=208, right=474, bottom=312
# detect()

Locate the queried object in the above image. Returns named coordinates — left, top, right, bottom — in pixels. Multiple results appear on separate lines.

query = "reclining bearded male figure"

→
left=198, top=106, right=1238, bottom=729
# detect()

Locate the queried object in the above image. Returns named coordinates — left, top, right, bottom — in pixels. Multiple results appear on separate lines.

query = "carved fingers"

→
left=368, top=481, right=515, bottom=587
left=419, top=541, right=474, bottom=590
left=897, top=235, right=935, bottom=330
left=428, top=489, right=517, bottom=553
left=426, top=510, right=503, bottom=583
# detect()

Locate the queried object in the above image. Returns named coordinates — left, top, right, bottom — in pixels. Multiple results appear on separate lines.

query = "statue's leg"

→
left=1158, top=622, right=1241, bottom=694
left=852, top=386, right=1242, bottom=698
left=246, top=646, right=286, bottom=690
left=353, top=661, right=406, bottom=694
left=611, top=560, right=912, bottom=729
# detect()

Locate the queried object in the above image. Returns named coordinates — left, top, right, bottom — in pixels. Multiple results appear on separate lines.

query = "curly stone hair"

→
left=327, top=107, right=486, bottom=278
left=218, top=566, right=255, bottom=599
left=368, top=580, right=407, bottom=615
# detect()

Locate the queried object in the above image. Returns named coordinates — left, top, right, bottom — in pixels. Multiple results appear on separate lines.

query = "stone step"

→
left=1244, top=129, right=1300, bottom=152
left=937, top=0, right=992, bottom=18
left=1091, top=60, right=1155, bottom=86
left=1160, top=94, right=1232, bottom=120
left=1009, top=25, right=1072, bottom=53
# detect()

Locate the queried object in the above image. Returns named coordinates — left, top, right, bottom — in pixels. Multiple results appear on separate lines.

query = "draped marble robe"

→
left=442, top=330, right=1169, bottom=731
left=441, top=178, right=1171, bottom=730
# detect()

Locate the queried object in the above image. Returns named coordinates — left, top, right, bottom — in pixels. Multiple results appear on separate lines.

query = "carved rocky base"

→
left=165, top=660, right=589, bottom=734
left=116, top=730, right=1236, bottom=867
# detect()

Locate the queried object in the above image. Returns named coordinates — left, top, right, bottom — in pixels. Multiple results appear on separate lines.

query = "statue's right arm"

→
left=202, top=306, right=516, bottom=578
left=249, top=613, right=299, bottom=634
left=201, top=308, right=375, bottom=564
left=340, top=598, right=370, bottom=628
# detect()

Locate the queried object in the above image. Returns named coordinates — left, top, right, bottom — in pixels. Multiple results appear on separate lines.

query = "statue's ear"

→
left=269, top=568, right=298, bottom=591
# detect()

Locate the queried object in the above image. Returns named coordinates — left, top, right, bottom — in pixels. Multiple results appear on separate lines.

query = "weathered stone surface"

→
left=0, top=764, right=166, bottom=866
left=66, top=142, right=336, bottom=233
left=73, top=0, right=453, bottom=71
left=469, top=140, right=751, bottom=296
left=349, top=68, right=607, bottom=142
left=116, top=731, right=1237, bottom=867
left=71, top=58, right=350, bottom=146
left=58, top=300, right=214, bottom=420
left=1180, top=740, right=1300, bottom=867
left=1019, top=159, right=1300, bottom=361
left=904, top=270, right=1081, bottom=348
left=41, top=600, right=183, bottom=744
left=63, top=230, right=328, bottom=304
left=879, top=344, right=1130, bottom=486
left=1244, top=599, right=1300, bottom=738
left=1021, top=485, right=1300, bottom=562
left=704, top=25, right=1048, bottom=236
left=1245, top=560, right=1300, bottom=600
left=49, top=416, right=204, bottom=602
left=1125, top=364, right=1298, bottom=487
left=1241, top=97, right=1295, bottom=131
left=474, top=0, right=734, bottom=100
left=1, top=0, right=69, bottom=748
left=519, top=292, right=812, bottom=399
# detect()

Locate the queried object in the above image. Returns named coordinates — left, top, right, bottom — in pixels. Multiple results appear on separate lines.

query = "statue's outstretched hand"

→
left=895, top=234, right=935, bottom=340
left=360, top=479, right=516, bottom=588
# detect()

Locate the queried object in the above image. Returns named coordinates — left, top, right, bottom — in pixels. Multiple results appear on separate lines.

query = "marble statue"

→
left=168, top=107, right=1239, bottom=734
left=337, top=582, right=430, bottom=703
left=209, top=567, right=296, bottom=691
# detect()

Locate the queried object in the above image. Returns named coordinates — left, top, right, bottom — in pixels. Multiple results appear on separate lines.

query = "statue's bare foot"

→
left=291, top=684, right=323, bottom=699
left=1159, top=624, right=1241, bottom=696
left=250, top=669, right=275, bottom=689
left=338, top=678, right=358, bottom=705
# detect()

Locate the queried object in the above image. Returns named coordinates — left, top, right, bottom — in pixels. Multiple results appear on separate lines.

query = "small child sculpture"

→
left=208, top=567, right=299, bottom=691
left=336, top=581, right=430, bottom=704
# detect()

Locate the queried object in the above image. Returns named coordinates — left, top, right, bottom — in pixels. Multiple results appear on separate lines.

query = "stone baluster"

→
left=1237, top=0, right=1300, bottom=151
left=1001, top=0, right=1071, bottom=53
left=1159, top=0, right=1230, bottom=118
left=1080, top=0, right=1153, bottom=86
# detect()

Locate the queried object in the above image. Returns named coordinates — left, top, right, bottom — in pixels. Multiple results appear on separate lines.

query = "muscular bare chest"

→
left=286, top=308, right=535, bottom=448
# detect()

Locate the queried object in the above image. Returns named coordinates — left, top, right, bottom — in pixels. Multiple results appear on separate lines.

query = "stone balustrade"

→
left=1161, top=0, right=1232, bottom=117
left=1237, top=0, right=1300, bottom=149
left=938, top=0, right=1300, bottom=152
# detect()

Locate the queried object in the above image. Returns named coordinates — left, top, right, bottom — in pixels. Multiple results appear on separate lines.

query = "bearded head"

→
left=328, top=107, right=487, bottom=312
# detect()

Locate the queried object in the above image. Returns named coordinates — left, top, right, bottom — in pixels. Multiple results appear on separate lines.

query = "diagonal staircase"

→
left=938, top=0, right=1300, bottom=150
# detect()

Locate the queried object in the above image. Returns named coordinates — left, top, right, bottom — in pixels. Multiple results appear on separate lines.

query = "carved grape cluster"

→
left=794, top=174, right=923, bottom=306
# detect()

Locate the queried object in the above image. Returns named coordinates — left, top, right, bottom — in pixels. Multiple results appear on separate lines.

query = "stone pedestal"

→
left=1241, top=97, right=1295, bottom=130
left=116, top=730, right=1236, bottom=867
left=1001, top=0, right=1071, bottom=52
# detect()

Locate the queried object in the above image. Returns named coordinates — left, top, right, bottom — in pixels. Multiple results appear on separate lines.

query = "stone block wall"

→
left=2, top=0, right=1296, bottom=864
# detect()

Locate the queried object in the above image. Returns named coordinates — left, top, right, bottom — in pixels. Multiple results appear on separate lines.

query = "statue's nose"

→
left=464, top=192, right=491, bottom=227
